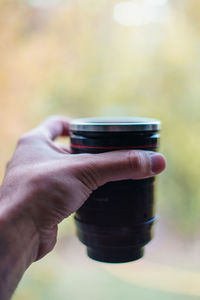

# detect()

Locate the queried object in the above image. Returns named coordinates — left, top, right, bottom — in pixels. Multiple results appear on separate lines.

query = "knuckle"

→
left=17, top=131, right=41, bottom=147
left=127, top=150, right=143, bottom=172
left=127, top=150, right=151, bottom=176
left=17, top=133, right=31, bottom=146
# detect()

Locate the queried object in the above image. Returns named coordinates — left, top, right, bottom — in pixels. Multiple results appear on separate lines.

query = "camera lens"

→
left=70, top=117, right=161, bottom=263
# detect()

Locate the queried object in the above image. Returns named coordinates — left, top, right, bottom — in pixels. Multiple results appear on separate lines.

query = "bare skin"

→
left=0, top=116, right=166, bottom=300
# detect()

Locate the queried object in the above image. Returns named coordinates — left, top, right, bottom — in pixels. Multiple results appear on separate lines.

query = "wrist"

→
left=0, top=196, right=39, bottom=299
left=0, top=189, right=40, bottom=267
left=0, top=180, right=40, bottom=299
left=0, top=201, right=39, bottom=265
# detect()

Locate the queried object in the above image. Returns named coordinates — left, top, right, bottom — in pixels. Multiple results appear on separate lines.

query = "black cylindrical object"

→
left=69, top=117, right=161, bottom=263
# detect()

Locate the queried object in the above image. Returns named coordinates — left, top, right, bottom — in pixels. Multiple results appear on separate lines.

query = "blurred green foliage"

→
left=1, top=0, right=200, bottom=298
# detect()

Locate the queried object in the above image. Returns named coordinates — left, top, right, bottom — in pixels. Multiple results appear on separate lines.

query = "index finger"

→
left=35, top=115, right=71, bottom=140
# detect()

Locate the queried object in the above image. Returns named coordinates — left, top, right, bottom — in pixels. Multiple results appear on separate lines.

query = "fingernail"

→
left=150, top=153, right=166, bottom=174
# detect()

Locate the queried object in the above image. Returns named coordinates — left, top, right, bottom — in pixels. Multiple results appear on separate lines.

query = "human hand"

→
left=0, top=116, right=166, bottom=261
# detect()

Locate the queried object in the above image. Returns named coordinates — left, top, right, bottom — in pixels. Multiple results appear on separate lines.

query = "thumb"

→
left=73, top=150, right=166, bottom=190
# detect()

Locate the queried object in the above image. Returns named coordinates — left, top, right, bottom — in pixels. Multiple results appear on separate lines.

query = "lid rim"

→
left=70, top=117, right=161, bottom=132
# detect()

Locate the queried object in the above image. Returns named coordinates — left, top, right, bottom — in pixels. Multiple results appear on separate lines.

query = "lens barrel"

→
left=70, top=117, right=161, bottom=263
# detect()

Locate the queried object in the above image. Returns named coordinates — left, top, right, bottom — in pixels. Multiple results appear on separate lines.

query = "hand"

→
left=0, top=116, right=166, bottom=261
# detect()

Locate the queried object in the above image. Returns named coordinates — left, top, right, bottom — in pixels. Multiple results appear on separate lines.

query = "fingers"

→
left=72, top=150, right=166, bottom=189
left=35, top=115, right=71, bottom=141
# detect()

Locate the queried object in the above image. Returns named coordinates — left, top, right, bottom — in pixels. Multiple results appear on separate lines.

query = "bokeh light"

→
left=113, top=0, right=169, bottom=27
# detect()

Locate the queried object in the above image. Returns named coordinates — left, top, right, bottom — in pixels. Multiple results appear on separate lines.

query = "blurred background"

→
left=1, top=0, right=200, bottom=299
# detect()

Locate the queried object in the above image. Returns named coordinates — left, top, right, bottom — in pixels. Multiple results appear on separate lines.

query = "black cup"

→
left=70, top=117, right=161, bottom=263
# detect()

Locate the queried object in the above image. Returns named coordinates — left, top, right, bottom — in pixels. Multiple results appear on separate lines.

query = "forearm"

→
left=0, top=196, right=39, bottom=300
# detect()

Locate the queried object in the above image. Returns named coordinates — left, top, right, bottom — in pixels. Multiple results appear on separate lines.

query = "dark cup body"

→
left=70, top=117, right=160, bottom=263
